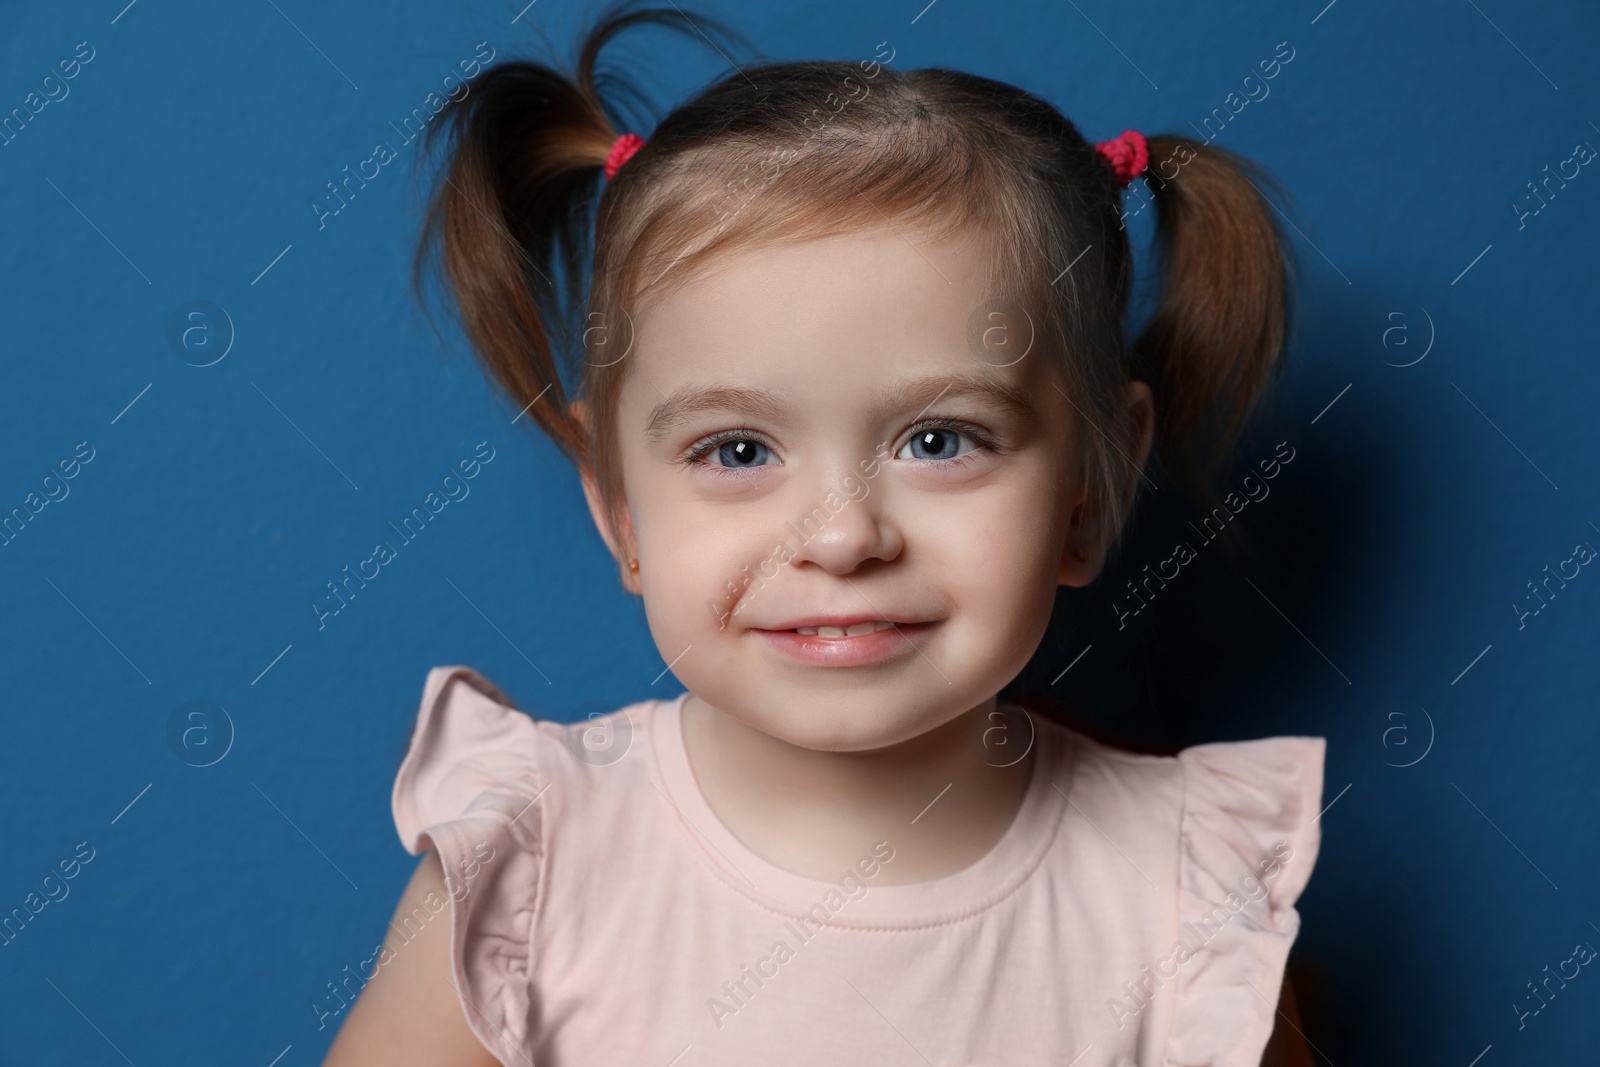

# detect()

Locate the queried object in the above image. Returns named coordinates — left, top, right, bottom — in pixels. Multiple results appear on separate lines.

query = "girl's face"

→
left=585, top=221, right=1126, bottom=753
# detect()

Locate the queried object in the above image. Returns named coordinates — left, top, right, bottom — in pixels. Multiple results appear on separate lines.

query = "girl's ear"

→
left=1059, top=380, right=1156, bottom=587
left=569, top=400, right=643, bottom=596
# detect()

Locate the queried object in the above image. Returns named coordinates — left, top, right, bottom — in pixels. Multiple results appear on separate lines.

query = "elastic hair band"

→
left=1094, top=130, right=1149, bottom=187
left=604, top=132, right=646, bottom=181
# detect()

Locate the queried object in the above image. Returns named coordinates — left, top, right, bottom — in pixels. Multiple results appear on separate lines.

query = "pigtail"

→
left=408, top=60, right=601, bottom=462
left=1130, top=137, right=1295, bottom=509
left=409, top=3, right=720, bottom=466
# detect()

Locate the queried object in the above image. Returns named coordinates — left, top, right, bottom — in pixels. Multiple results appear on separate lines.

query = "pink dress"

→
left=392, top=666, right=1326, bottom=1067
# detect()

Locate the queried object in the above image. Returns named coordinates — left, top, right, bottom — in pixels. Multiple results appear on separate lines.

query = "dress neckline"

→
left=650, top=691, right=1077, bottom=929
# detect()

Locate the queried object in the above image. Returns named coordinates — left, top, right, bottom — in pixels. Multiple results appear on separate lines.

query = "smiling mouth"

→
left=790, top=620, right=900, bottom=637
left=751, top=619, right=933, bottom=667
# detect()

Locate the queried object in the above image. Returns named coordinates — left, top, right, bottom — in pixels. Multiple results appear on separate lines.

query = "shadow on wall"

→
left=1007, top=417, right=1348, bottom=752
left=1007, top=276, right=1410, bottom=754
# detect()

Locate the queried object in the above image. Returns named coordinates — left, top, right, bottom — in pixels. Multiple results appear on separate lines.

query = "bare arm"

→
left=321, top=848, right=505, bottom=1067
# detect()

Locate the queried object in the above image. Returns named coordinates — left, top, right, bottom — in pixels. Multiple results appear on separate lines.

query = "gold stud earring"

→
left=627, top=558, right=639, bottom=574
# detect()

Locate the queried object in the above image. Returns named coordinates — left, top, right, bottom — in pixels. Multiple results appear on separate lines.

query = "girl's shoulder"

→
left=1027, top=710, right=1327, bottom=1065
left=387, top=664, right=673, bottom=1064
left=1036, top=709, right=1327, bottom=912
left=1164, top=730, right=1327, bottom=1065
left=391, top=665, right=665, bottom=857
left=1027, top=708, right=1326, bottom=868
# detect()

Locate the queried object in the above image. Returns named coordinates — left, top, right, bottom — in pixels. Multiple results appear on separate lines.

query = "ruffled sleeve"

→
left=1165, top=734, right=1326, bottom=1067
left=391, top=665, right=548, bottom=1067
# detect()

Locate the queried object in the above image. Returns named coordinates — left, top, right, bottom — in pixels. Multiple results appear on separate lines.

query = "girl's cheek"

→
left=926, top=489, right=1060, bottom=584
left=684, top=466, right=782, bottom=497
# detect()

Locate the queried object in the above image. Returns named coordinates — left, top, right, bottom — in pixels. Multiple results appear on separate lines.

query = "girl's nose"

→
left=783, top=471, right=903, bottom=575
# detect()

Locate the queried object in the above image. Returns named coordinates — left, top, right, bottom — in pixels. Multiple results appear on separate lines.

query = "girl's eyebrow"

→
left=644, top=385, right=790, bottom=443
left=643, top=373, right=1038, bottom=444
left=877, top=373, right=1039, bottom=426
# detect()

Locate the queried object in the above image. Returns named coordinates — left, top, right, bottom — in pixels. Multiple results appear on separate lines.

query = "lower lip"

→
left=751, top=623, right=935, bottom=667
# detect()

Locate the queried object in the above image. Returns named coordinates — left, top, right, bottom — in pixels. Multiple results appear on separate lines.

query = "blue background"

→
left=1, top=0, right=1596, bottom=1062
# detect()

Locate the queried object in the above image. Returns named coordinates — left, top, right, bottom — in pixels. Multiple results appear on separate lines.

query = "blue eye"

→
left=898, top=426, right=976, bottom=462
left=707, top=438, right=774, bottom=467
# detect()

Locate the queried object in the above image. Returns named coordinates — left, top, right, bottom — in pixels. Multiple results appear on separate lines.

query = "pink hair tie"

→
left=1094, top=129, right=1149, bottom=187
left=604, top=132, right=646, bottom=181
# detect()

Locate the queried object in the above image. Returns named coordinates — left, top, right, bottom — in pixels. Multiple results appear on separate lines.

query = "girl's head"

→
left=413, top=2, right=1291, bottom=751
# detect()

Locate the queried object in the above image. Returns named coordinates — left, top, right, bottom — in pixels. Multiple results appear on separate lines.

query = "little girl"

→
left=324, top=5, right=1326, bottom=1065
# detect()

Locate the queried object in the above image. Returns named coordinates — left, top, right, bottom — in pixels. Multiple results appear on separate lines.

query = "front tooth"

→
left=818, top=626, right=847, bottom=638
left=844, top=621, right=878, bottom=636
left=795, top=627, right=818, bottom=635
left=873, top=620, right=896, bottom=632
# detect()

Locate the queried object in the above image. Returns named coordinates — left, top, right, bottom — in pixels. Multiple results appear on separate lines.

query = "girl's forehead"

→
left=602, top=221, right=1062, bottom=431
left=633, top=216, right=1000, bottom=314
left=626, top=225, right=1006, bottom=366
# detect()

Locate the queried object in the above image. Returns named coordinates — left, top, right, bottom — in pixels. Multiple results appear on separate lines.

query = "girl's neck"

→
left=678, top=692, right=1037, bottom=885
